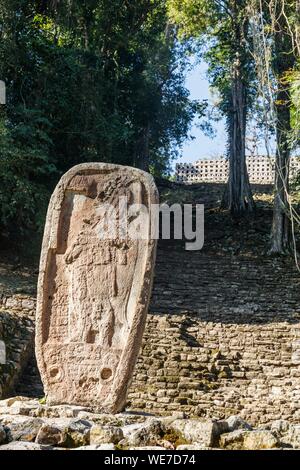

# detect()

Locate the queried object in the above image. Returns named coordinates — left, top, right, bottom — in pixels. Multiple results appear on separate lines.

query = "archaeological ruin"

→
left=1, top=170, right=300, bottom=450
left=35, top=163, right=158, bottom=413
left=176, top=156, right=300, bottom=184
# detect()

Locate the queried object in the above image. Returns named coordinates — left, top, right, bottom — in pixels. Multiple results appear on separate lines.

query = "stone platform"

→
left=0, top=396, right=299, bottom=450
left=1, top=183, right=300, bottom=426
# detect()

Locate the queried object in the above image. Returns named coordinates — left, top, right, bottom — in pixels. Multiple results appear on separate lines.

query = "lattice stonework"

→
left=175, top=157, right=300, bottom=184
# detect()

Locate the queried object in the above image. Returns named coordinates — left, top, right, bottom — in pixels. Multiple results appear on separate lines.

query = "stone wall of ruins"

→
left=0, top=293, right=35, bottom=398
left=2, top=290, right=299, bottom=427
left=1, top=180, right=300, bottom=426
left=128, top=314, right=300, bottom=426
left=1, top=276, right=300, bottom=426
left=176, top=157, right=300, bottom=184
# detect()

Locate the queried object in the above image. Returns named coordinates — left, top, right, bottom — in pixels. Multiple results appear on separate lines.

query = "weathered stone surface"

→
left=66, top=419, right=92, bottom=447
left=36, top=163, right=158, bottom=413
left=176, top=444, right=209, bottom=450
left=126, top=419, right=163, bottom=447
left=35, top=423, right=66, bottom=446
left=226, top=416, right=252, bottom=432
left=219, top=430, right=246, bottom=449
left=270, top=420, right=290, bottom=436
left=90, top=425, right=123, bottom=445
left=36, top=418, right=91, bottom=448
left=0, top=441, right=49, bottom=450
left=0, top=425, right=6, bottom=444
left=80, top=412, right=147, bottom=425
left=242, top=431, right=278, bottom=450
left=0, top=398, right=41, bottom=417
left=121, top=422, right=148, bottom=440
left=0, top=312, right=34, bottom=399
left=220, top=430, right=278, bottom=450
left=0, top=401, right=293, bottom=450
left=282, top=425, right=300, bottom=449
left=74, top=443, right=116, bottom=450
left=0, top=415, right=43, bottom=442
left=170, top=419, right=220, bottom=448
left=0, top=396, right=32, bottom=407
left=37, top=405, right=89, bottom=419
left=129, top=446, right=166, bottom=450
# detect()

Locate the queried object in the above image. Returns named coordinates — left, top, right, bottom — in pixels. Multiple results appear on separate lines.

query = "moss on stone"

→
left=163, top=429, right=189, bottom=448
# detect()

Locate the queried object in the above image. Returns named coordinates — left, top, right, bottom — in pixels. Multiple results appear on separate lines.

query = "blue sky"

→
left=180, top=62, right=227, bottom=164
left=178, top=60, right=275, bottom=168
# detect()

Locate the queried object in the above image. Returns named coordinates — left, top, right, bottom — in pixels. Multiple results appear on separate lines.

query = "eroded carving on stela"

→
left=36, top=163, right=158, bottom=413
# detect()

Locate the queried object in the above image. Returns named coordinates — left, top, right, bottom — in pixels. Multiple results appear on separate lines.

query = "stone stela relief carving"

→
left=36, top=163, right=159, bottom=413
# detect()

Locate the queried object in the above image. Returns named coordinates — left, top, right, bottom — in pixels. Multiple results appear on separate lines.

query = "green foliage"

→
left=0, top=116, right=51, bottom=235
left=0, top=0, right=202, bottom=238
left=289, top=68, right=300, bottom=147
left=168, top=0, right=257, bottom=122
left=167, top=0, right=211, bottom=37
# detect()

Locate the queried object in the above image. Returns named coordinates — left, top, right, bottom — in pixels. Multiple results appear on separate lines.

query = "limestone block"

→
left=90, top=425, right=123, bottom=445
left=220, top=430, right=278, bottom=450
left=73, top=443, right=116, bottom=450
left=0, top=441, right=49, bottom=450
left=170, top=419, right=220, bottom=447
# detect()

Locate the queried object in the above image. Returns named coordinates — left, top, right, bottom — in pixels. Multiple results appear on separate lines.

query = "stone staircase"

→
left=2, top=182, right=300, bottom=426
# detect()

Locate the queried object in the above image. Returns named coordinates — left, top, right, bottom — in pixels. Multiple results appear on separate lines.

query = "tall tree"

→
left=270, top=5, right=295, bottom=254
left=249, top=0, right=298, bottom=253
left=168, top=0, right=255, bottom=216
left=0, top=0, right=201, bottom=236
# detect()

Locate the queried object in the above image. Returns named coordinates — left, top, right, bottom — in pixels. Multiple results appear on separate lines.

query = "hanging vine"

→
left=247, top=0, right=300, bottom=265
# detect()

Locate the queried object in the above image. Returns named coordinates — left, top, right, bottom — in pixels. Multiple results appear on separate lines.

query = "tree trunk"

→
left=223, top=59, right=254, bottom=216
left=270, top=80, right=292, bottom=254
left=135, top=123, right=150, bottom=172
left=270, top=11, right=295, bottom=254
left=222, top=2, right=254, bottom=217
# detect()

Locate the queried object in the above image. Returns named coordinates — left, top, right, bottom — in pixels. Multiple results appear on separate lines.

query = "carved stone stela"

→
left=36, top=163, right=158, bottom=413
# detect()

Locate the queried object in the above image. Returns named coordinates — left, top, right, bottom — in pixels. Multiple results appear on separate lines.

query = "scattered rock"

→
left=66, top=419, right=91, bottom=447
left=283, top=425, right=300, bottom=449
left=126, top=419, right=163, bottom=447
left=0, top=397, right=42, bottom=417
left=0, top=425, right=6, bottom=445
left=74, top=443, right=116, bottom=450
left=170, top=419, right=220, bottom=448
left=0, top=441, right=49, bottom=450
left=0, top=397, right=32, bottom=407
left=219, top=429, right=246, bottom=450
left=36, top=419, right=91, bottom=448
left=36, top=423, right=66, bottom=447
left=129, top=446, right=166, bottom=450
left=0, top=403, right=292, bottom=451
left=226, top=416, right=252, bottom=432
left=77, top=411, right=146, bottom=427
left=171, top=411, right=186, bottom=419
left=90, top=425, right=123, bottom=445
left=122, top=422, right=146, bottom=439
left=156, top=439, right=175, bottom=450
left=176, top=444, right=207, bottom=450
left=242, top=431, right=278, bottom=450
left=220, top=430, right=278, bottom=450
left=1, top=416, right=43, bottom=442
left=270, top=420, right=290, bottom=436
left=36, top=405, right=89, bottom=419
